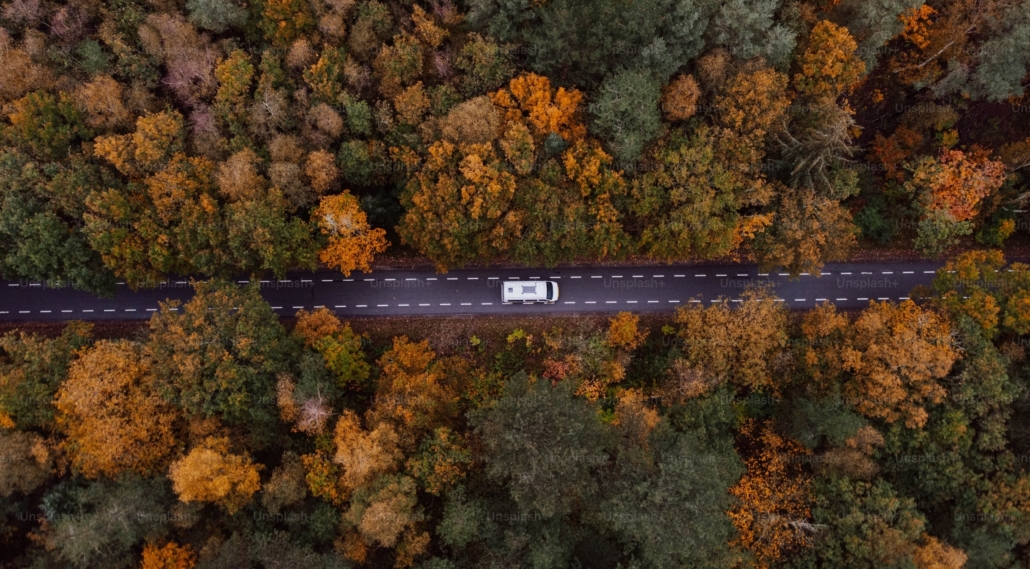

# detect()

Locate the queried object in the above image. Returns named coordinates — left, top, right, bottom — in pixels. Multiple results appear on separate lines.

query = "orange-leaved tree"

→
left=369, top=337, right=464, bottom=447
left=728, top=420, right=815, bottom=569
left=798, top=302, right=851, bottom=391
left=606, top=311, right=648, bottom=351
left=673, top=287, right=788, bottom=393
left=906, top=147, right=1007, bottom=224
left=399, top=73, right=629, bottom=269
left=842, top=300, right=959, bottom=428
left=139, top=542, right=196, bottom=569
left=331, top=410, right=402, bottom=493
left=55, top=340, right=179, bottom=479
left=313, top=192, right=389, bottom=276
left=168, top=436, right=261, bottom=514
left=490, top=72, right=585, bottom=142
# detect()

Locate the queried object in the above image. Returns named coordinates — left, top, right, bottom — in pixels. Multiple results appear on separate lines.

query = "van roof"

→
left=502, top=281, right=545, bottom=300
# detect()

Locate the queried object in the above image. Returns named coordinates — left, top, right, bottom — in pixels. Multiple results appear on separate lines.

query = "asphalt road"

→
left=0, top=261, right=946, bottom=322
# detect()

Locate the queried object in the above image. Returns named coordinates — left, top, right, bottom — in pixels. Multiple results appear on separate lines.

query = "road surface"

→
left=0, top=261, right=944, bottom=321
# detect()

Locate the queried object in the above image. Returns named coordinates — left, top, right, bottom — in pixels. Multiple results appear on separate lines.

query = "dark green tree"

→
left=43, top=476, right=171, bottom=569
left=590, top=68, right=664, bottom=166
left=595, top=424, right=742, bottom=568
left=469, top=0, right=713, bottom=88
left=471, top=372, right=611, bottom=518
left=186, top=0, right=248, bottom=32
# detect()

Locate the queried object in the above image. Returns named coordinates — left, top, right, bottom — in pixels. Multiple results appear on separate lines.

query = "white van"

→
left=502, top=281, right=559, bottom=304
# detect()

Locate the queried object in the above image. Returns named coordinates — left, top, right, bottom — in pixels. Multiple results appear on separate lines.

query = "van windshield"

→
left=546, top=282, right=553, bottom=299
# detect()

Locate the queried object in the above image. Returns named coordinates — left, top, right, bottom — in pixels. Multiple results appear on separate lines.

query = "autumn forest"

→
left=3, top=0, right=1030, bottom=566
